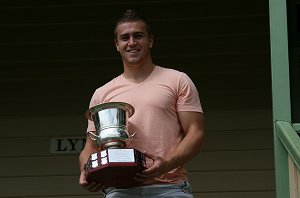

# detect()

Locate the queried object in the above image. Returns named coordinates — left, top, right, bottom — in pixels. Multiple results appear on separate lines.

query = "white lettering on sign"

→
left=50, top=137, right=86, bottom=154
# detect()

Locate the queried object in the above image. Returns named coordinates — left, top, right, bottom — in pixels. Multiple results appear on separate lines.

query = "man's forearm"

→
left=167, top=129, right=204, bottom=171
left=79, top=135, right=98, bottom=171
left=79, top=150, right=90, bottom=171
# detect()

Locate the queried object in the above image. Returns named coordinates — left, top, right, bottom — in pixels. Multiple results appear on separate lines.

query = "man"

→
left=79, top=9, right=205, bottom=197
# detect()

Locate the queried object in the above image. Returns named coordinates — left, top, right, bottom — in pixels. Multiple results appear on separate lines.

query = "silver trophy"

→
left=85, top=102, right=146, bottom=188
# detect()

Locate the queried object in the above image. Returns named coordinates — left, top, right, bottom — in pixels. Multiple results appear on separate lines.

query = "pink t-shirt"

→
left=87, top=66, right=203, bottom=184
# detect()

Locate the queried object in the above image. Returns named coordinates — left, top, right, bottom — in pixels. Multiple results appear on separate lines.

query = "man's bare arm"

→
left=135, top=111, right=205, bottom=181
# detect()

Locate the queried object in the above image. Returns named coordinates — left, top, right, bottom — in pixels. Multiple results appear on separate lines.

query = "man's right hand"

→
left=79, top=170, right=104, bottom=192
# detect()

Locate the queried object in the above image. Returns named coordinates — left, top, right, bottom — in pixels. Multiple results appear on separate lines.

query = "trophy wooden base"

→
left=85, top=148, right=146, bottom=188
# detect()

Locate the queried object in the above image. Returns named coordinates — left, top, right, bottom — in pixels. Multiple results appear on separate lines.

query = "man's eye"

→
left=120, top=36, right=129, bottom=41
left=135, top=35, right=143, bottom=39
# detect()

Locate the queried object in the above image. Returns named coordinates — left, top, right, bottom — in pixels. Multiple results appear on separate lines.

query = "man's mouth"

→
left=127, top=49, right=140, bottom=53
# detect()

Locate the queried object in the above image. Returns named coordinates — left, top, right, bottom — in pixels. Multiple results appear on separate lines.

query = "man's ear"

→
left=149, top=35, right=154, bottom=49
left=115, top=39, right=120, bottom=52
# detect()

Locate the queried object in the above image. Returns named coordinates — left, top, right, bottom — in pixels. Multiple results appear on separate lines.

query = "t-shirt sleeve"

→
left=176, top=73, right=203, bottom=113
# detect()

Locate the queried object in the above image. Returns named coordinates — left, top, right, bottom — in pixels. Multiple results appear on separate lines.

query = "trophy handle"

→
left=87, top=131, right=98, bottom=141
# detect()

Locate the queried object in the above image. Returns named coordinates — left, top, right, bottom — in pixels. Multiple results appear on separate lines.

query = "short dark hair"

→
left=114, top=9, right=153, bottom=38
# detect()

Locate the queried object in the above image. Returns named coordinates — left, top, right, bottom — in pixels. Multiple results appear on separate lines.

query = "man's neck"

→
left=122, top=62, right=155, bottom=83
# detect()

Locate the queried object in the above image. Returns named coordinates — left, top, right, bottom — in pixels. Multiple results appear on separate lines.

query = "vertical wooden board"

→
left=288, top=155, right=300, bottom=198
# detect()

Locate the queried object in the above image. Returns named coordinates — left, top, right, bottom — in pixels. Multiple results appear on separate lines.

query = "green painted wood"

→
left=269, top=0, right=291, bottom=122
left=293, top=123, right=300, bottom=132
left=273, top=134, right=290, bottom=198
left=276, top=121, right=300, bottom=170
left=269, top=0, right=291, bottom=197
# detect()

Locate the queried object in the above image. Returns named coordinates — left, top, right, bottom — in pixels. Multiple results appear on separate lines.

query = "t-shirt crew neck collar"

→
left=121, top=65, right=158, bottom=85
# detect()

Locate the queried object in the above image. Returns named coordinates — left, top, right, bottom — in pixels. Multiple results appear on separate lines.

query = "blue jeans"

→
left=102, top=181, right=194, bottom=198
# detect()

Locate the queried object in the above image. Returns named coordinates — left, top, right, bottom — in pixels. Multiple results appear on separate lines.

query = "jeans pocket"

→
left=102, top=187, right=115, bottom=197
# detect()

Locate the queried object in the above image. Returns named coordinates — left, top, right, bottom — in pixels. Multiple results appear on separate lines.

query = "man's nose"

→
left=128, top=37, right=136, bottom=45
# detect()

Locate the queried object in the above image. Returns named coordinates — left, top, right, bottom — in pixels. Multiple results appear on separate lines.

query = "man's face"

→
left=115, top=21, right=153, bottom=66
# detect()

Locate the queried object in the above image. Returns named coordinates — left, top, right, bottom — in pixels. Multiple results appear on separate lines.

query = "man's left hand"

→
left=134, top=152, right=172, bottom=182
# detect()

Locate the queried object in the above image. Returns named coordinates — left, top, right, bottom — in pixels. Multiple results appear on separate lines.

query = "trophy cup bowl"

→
left=85, top=102, right=135, bottom=150
left=85, top=102, right=146, bottom=188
